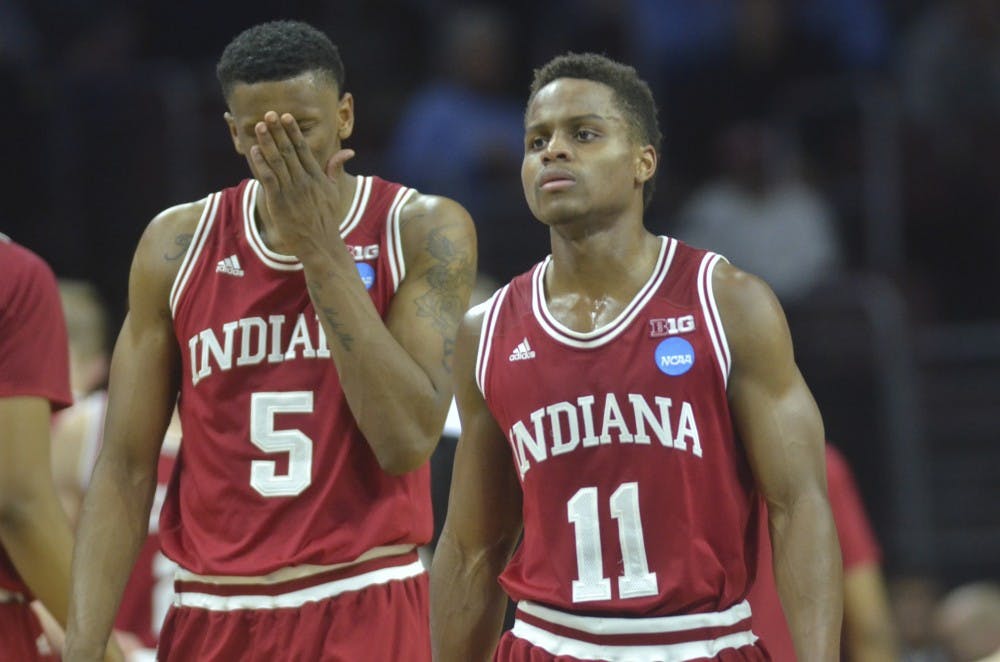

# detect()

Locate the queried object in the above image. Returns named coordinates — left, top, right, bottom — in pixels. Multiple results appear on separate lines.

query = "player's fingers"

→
left=254, top=116, right=291, bottom=188
left=267, top=112, right=307, bottom=181
left=325, top=149, right=356, bottom=181
left=280, top=113, right=325, bottom=179
left=250, top=145, right=281, bottom=195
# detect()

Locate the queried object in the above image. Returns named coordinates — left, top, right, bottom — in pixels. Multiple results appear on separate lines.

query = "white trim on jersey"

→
left=510, top=619, right=758, bottom=662
left=385, top=186, right=416, bottom=291
left=169, top=193, right=221, bottom=317
left=519, top=598, right=753, bottom=634
left=172, top=559, right=425, bottom=611
left=475, top=284, right=510, bottom=396
left=242, top=180, right=301, bottom=271
left=697, top=253, right=732, bottom=386
left=337, top=175, right=370, bottom=237
left=531, top=236, right=677, bottom=349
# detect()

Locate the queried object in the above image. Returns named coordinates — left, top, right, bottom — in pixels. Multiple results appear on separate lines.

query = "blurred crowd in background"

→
left=2, top=0, right=998, bottom=658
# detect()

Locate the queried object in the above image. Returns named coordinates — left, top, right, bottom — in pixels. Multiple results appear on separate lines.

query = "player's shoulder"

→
left=398, top=191, right=475, bottom=239
left=0, top=236, right=61, bottom=310
left=460, top=297, right=494, bottom=336
left=711, top=261, right=784, bottom=328
left=710, top=260, right=791, bottom=361
left=141, top=199, right=209, bottom=251
left=0, top=235, right=55, bottom=281
left=457, top=279, right=513, bottom=344
left=131, top=197, right=212, bottom=301
left=391, top=190, right=476, bottom=279
left=137, top=198, right=209, bottom=262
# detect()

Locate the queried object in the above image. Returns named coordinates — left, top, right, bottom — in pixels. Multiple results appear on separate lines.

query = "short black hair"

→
left=529, top=52, right=662, bottom=209
left=216, top=20, right=346, bottom=100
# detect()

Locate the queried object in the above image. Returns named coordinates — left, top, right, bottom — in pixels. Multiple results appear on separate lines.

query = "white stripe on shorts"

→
left=510, top=619, right=758, bottom=662
left=172, top=559, right=425, bottom=611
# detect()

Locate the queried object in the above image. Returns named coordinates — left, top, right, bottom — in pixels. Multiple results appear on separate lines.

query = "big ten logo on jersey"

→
left=648, top=314, right=695, bottom=338
left=347, top=244, right=379, bottom=261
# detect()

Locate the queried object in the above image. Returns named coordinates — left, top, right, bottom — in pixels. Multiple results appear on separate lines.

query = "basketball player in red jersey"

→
left=431, top=53, right=842, bottom=661
left=0, top=237, right=121, bottom=662
left=63, top=20, right=476, bottom=662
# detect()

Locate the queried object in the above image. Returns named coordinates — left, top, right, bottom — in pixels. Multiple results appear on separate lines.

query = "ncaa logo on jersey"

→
left=655, top=337, right=695, bottom=376
left=356, top=263, right=375, bottom=290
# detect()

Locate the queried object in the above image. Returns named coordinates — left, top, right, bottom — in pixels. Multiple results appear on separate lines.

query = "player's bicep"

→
left=442, top=309, right=522, bottom=552
left=386, top=195, right=476, bottom=391
left=715, top=264, right=826, bottom=508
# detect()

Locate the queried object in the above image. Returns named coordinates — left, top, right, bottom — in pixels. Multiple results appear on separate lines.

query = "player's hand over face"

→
left=250, top=111, right=354, bottom=259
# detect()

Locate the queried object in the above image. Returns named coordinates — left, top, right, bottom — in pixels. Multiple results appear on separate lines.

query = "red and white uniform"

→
left=477, top=237, right=765, bottom=660
left=0, top=235, right=72, bottom=661
left=749, top=444, right=882, bottom=660
left=161, top=177, right=431, bottom=660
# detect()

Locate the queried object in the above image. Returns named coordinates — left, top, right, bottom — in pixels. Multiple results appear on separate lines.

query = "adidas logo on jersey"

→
left=216, top=255, right=244, bottom=277
left=509, top=338, right=536, bottom=362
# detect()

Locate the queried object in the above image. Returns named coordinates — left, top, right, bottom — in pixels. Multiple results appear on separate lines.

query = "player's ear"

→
left=336, top=92, right=354, bottom=141
left=635, top=144, right=657, bottom=186
left=224, top=112, right=244, bottom=155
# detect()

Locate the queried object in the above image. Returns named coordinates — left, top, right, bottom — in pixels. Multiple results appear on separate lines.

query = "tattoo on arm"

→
left=308, top=278, right=355, bottom=351
left=163, top=234, right=193, bottom=261
left=413, top=228, right=473, bottom=372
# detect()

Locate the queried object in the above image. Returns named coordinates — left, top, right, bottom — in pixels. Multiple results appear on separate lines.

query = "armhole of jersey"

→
left=169, top=193, right=221, bottom=318
left=385, top=187, right=417, bottom=292
left=76, top=393, right=106, bottom=490
left=697, top=253, right=733, bottom=387
left=475, top=284, right=510, bottom=398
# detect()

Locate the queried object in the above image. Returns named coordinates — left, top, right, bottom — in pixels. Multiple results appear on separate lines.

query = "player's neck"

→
left=253, top=173, right=358, bottom=256
left=547, top=225, right=661, bottom=301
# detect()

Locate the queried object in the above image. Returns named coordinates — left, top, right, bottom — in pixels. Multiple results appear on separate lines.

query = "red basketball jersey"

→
left=164, top=177, right=432, bottom=576
left=0, top=236, right=72, bottom=597
left=477, top=237, right=761, bottom=617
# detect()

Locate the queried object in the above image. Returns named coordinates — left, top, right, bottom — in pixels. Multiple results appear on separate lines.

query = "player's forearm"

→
left=0, top=489, right=75, bottom=625
left=302, top=252, right=446, bottom=472
left=64, top=451, right=156, bottom=661
left=430, top=535, right=510, bottom=662
left=770, top=491, right=843, bottom=661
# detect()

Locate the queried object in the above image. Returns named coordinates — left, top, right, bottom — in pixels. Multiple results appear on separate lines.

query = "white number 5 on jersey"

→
left=249, top=391, right=314, bottom=497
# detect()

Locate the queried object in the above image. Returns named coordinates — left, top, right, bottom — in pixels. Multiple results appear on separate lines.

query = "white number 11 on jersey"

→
left=567, top=482, right=658, bottom=602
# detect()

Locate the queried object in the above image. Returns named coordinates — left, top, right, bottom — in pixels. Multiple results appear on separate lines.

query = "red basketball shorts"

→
left=494, top=599, right=770, bottom=661
left=157, top=552, right=429, bottom=661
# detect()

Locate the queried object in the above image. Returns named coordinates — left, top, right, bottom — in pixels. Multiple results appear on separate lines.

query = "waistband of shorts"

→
left=0, top=588, right=26, bottom=604
left=172, top=551, right=424, bottom=611
left=511, top=599, right=758, bottom=661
